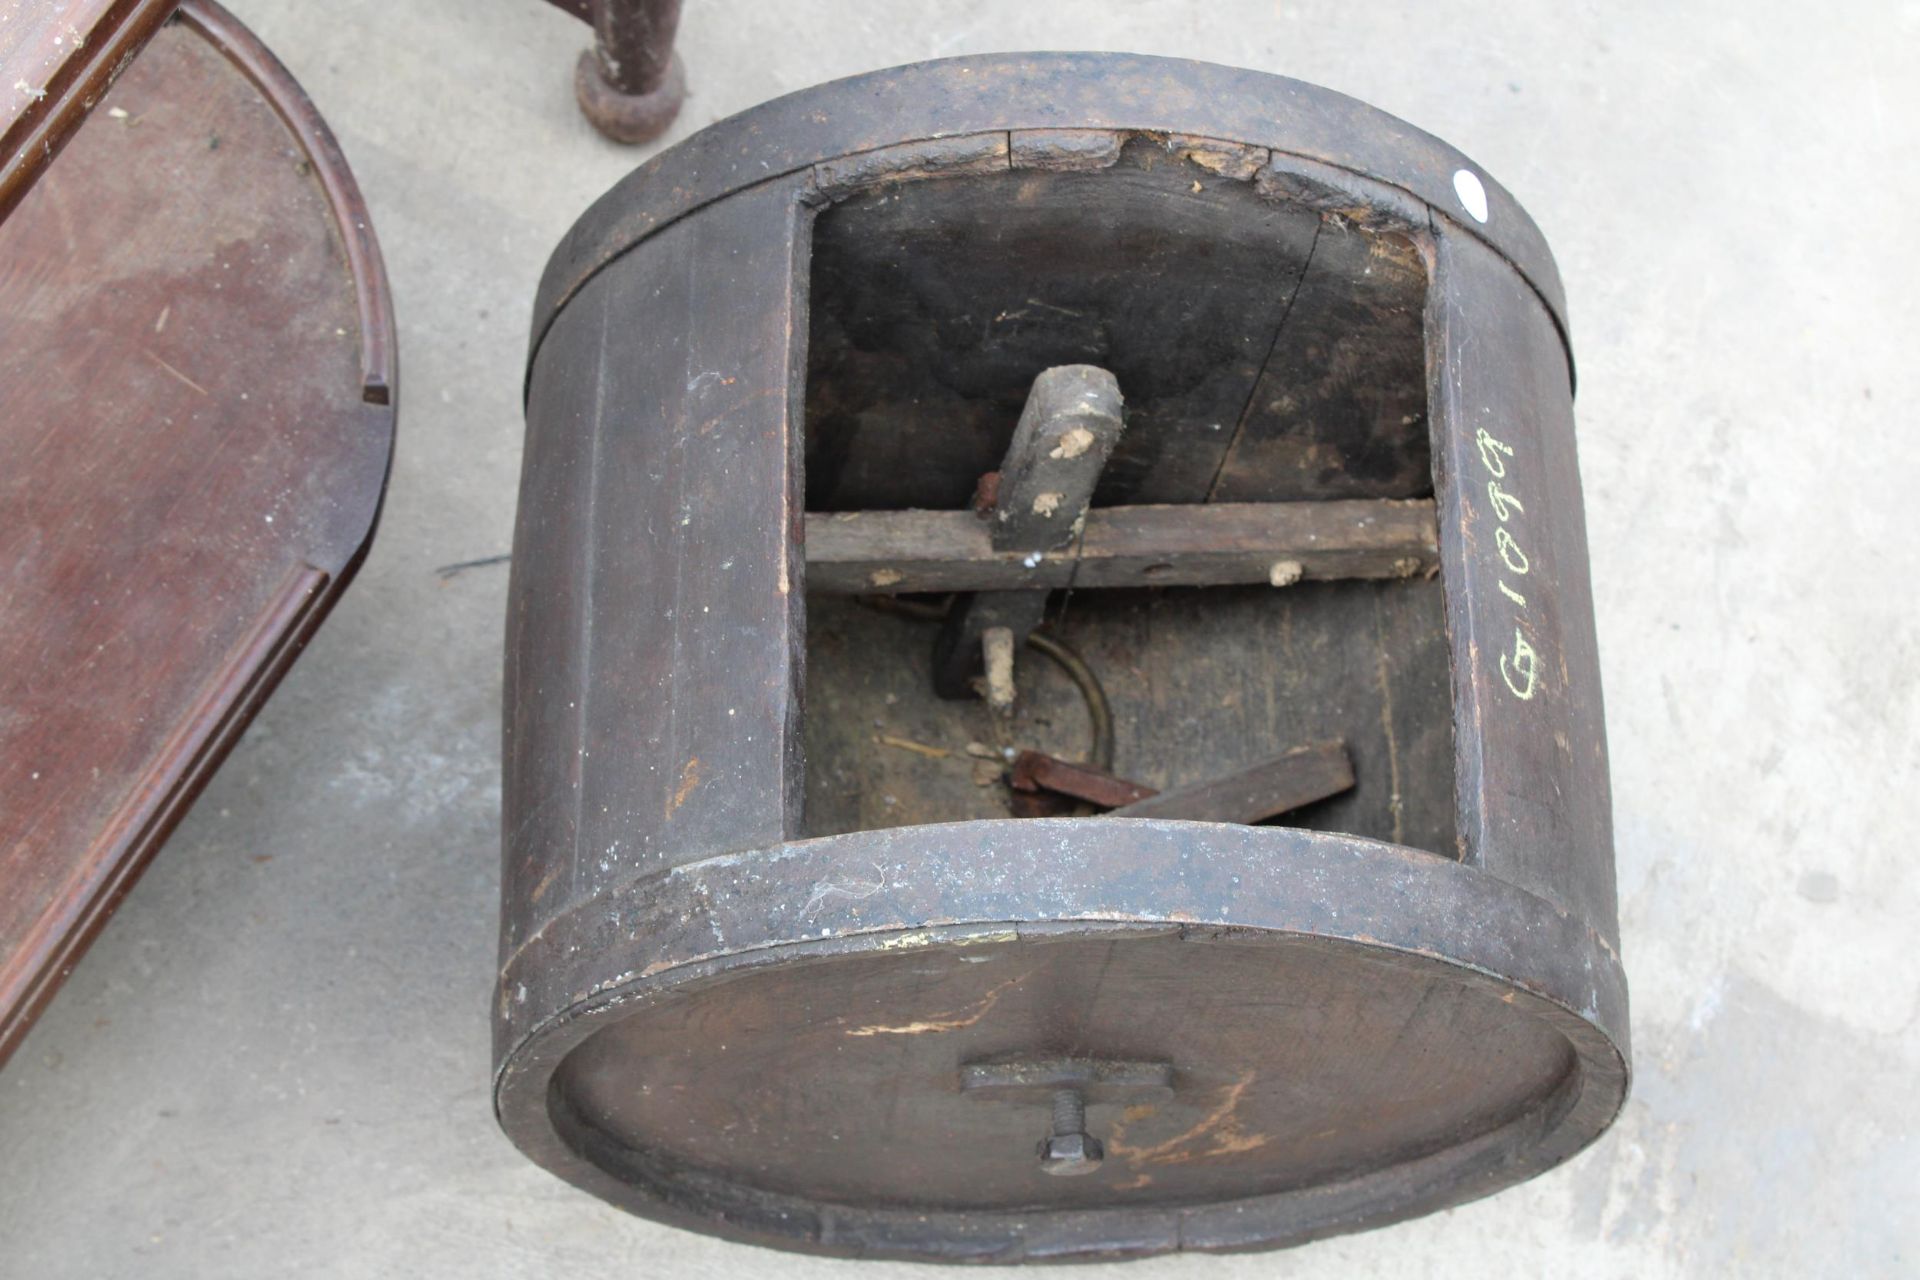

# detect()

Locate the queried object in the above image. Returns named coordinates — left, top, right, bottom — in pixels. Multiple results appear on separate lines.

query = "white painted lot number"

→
left=1475, top=427, right=1539, bottom=701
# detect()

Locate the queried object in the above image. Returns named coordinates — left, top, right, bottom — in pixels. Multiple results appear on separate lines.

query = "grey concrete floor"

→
left=3, top=0, right=1916, bottom=1275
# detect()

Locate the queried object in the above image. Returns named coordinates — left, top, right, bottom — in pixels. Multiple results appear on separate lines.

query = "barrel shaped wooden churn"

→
left=498, top=53, right=1627, bottom=1262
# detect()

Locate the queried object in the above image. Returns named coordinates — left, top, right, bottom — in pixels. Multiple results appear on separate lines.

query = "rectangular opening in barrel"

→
left=797, top=135, right=1457, bottom=857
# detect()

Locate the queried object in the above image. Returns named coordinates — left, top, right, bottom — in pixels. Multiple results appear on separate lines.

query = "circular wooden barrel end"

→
left=495, top=824, right=1627, bottom=1262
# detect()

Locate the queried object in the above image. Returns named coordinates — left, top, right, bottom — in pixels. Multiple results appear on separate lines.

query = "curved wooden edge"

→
left=493, top=823, right=1628, bottom=1260
left=174, top=0, right=397, bottom=407
left=0, top=7, right=399, bottom=1072
left=497, top=820, right=1631, bottom=1069
left=525, top=54, right=1570, bottom=387
left=0, top=0, right=179, bottom=224
left=0, top=566, right=330, bottom=1067
left=522, top=936, right=1621, bottom=1261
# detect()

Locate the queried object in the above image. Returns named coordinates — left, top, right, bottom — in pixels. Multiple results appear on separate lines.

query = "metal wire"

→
left=853, top=594, right=1115, bottom=771
left=1023, top=631, right=1114, bottom=773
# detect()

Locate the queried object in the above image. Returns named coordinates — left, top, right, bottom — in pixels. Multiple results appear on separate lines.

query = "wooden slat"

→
left=1008, top=751, right=1157, bottom=809
left=505, top=174, right=812, bottom=936
left=806, top=498, right=1437, bottom=594
left=1106, top=741, right=1354, bottom=823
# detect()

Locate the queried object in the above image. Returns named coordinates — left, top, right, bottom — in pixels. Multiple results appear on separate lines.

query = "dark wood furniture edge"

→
left=0, top=5, right=400, bottom=1069
left=0, top=566, right=329, bottom=1064
left=174, top=0, right=397, bottom=405
left=0, top=0, right=180, bottom=224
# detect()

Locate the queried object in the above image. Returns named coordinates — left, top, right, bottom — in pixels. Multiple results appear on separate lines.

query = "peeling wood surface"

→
left=526, top=53, right=1573, bottom=373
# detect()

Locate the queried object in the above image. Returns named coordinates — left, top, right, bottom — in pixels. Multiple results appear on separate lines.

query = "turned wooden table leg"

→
left=574, top=0, right=686, bottom=144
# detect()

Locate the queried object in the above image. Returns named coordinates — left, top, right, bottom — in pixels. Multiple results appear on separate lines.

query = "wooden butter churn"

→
left=497, top=54, right=1627, bottom=1262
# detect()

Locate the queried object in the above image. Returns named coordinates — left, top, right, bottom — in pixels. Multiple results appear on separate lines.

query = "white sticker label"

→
left=1453, top=168, right=1489, bottom=224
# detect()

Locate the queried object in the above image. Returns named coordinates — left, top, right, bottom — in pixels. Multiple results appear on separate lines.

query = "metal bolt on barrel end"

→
left=1039, top=1088, right=1105, bottom=1177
